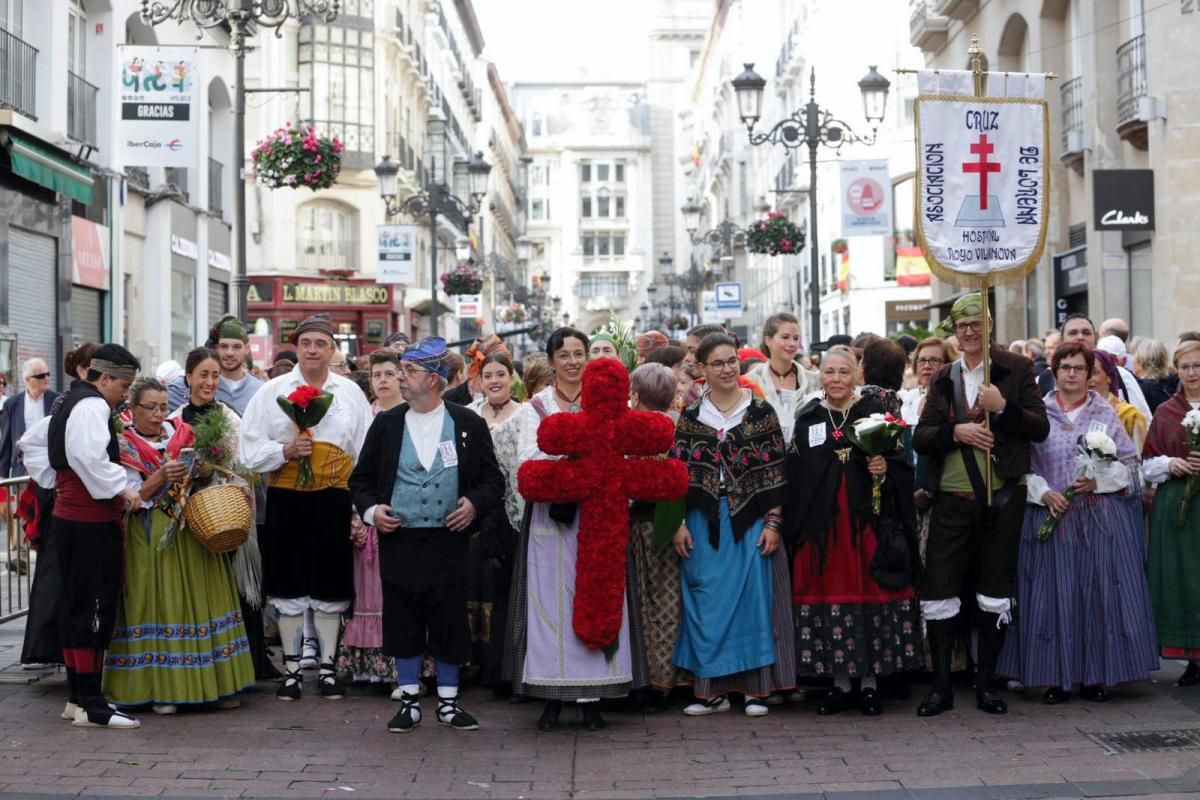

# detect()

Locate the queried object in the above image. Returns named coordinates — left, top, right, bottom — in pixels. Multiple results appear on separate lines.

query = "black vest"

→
left=48, top=382, right=119, bottom=471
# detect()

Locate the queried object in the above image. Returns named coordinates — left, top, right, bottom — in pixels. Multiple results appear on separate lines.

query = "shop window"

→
left=298, top=201, right=357, bottom=271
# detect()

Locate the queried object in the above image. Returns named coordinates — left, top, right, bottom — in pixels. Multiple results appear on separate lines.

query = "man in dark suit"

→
left=0, top=358, right=59, bottom=479
left=349, top=337, right=504, bottom=734
left=914, top=293, right=1049, bottom=718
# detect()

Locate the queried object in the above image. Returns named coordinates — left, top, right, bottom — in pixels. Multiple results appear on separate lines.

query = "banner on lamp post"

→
left=115, top=46, right=200, bottom=168
left=839, top=159, right=892, bottom=236
left=377, top=225, right=417, bottom=284
left=455, top=294, right=482, bottom=319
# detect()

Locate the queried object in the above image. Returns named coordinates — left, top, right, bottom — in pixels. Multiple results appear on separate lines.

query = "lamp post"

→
left=139, top=0, right=341, bottom=321
left=680, top=200, right=749, bottom=322
left=732, top=64, right=890, bottom=343
left=375, top=122, right=491, bottom=338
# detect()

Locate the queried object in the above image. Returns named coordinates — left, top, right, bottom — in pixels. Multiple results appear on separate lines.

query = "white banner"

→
left=840, top=159, right=892, bottom=236
left=914, top=70, right=1049, bottom=282
left=377, top=225, right=417, bottom=284
left=455, top=294, right=482, bottom=319
left=116, top=46, right=200, bottom=168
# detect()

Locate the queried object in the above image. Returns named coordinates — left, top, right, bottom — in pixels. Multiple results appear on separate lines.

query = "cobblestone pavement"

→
left=1, top=622, right=1200, bottom=800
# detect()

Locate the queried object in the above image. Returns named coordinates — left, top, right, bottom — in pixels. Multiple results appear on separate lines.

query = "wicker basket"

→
left=184, top=483, right=252, bottom=554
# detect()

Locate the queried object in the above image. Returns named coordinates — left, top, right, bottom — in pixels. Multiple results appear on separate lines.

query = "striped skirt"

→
left=997, top=493, right=1158, bottom=690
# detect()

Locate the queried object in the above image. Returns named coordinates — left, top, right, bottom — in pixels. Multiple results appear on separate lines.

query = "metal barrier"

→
left=0, top=476, right=33, bottom=624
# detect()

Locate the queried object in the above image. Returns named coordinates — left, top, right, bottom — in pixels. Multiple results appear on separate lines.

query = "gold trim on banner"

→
left=912, top=94, right=1051, bottom=289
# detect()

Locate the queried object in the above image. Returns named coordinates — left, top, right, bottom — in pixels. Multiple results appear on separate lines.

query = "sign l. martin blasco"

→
left=914, top=71, right=1050, bottom=285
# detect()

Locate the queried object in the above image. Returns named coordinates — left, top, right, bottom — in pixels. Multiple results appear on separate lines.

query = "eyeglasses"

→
left=703, top=357, right=740, bottom=373
left=136, top=402, right=169, bottom=414
left=29, top=372, right=49, bottom=380
left=1179, top=363, right=1200, bottom=374
left=1058, top=364, right=1089, bottom=375
left=399, top=364, right=432, bottom=376
left=916, top=357, right=945, bottom=367
left=954, top=321, right=983, bottom=334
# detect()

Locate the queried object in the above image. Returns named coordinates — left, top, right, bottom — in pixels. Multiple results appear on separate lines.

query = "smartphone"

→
left=177, top=447, right=196, bottom=475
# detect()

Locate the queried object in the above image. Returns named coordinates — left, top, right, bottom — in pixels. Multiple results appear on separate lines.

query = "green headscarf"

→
left=934, top=292, right=986, bottom=338
left=207, top=314, right=248, bottom=346
left=590, top=332, right=618, bottom=350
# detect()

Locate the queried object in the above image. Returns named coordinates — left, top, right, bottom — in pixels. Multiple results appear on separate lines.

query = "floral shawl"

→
left=118, top=421, right=195, bottom=533
left=671, top=395, right=786, bottom=547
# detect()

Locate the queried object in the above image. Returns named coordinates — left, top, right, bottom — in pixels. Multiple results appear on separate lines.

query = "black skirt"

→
left=261, top=487, right=353, bottom=602
left=53, top=517, right=123, bottom=651
left=22, top=502, right=63, bottom=665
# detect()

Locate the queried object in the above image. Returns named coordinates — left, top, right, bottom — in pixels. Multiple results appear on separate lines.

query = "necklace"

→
left=555, top=385, right=582, bottom=412
left=708, top=390, right=744, bottom=415
left=826, top=404, right=850, bottom=441
left=769, top=361, right=797, bottom=383
left=135, top=427, right=165, bottom=441
left=487, top=397, right=513, bottom=418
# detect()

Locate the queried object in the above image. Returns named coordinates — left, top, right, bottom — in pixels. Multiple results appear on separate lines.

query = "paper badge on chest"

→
left=438, top=440, right=458, bottom=468
left=808, top=423, right=827, bottom=448
left=914, top=91, right=1049, bottom=285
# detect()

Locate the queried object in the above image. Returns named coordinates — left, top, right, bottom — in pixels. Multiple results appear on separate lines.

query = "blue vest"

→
left=389, top=410, right=459, bottom=529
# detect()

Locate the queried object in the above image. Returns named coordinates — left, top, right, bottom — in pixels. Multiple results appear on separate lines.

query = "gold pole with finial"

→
left=967, top=33, right=994, bottom=505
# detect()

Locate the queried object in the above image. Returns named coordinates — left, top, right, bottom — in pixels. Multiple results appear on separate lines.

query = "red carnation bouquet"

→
left=276, top=385, right=335, bottom=488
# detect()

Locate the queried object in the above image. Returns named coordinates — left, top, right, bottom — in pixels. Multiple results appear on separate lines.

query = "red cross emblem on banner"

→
left=962, top=134, right=1001, bottom=210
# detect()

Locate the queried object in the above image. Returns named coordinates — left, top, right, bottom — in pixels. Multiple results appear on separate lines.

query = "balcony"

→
left=0, top=26, right=38, bottom=120
left=1059, top=76, right=1084, bottom=171
left=297, top=238, right=359, bottom=273
left=66, top=71, right=99, bottom=150
left=932, top=0, right=978, bottom=21
left=909, top=0, right=950, bottom=51
left=1116, top=34, right=1149, bottom=150
left=208, top=157, right=223, bottom=216
left=126, top=166, right=150, bottom=189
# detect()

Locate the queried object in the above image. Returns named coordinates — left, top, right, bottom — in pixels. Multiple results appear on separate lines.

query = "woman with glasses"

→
left=102, top=375, right=255, bottom=714
left=335, top=348, right=404, bottom=691
left=504, top=327, right=645, bottom=732
left=997, top=342, right=1157, bottom=703
left=787, top=346, right=924, bottom=715
left=671, top=333, right=793, bottom=718
left=1144, top=340, right=1200, bottom=687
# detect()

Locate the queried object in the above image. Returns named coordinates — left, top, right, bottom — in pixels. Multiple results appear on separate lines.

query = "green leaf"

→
left=652, top=498, right=687, bottom=551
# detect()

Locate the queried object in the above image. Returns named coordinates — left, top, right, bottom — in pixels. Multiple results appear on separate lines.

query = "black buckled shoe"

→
left=276, top=655, right=302, bottom=701
left=917, top=689, right=955, bottom=717
left=976, top=690, right=1008, bottom=715
left=436, top=696, right=479, bottom=730
left=387, top=692, right=421, bottom=733
left=580, top=704, right=607, bottom=731
left=1080, top=684, right=1111, bottom=703
left=859, top=687, right=883, bottom=716
left=1180, top=663, right=1200, bottom=687
left=318, top=666, right=345, bottom=700
left=816, top=688, right=857, bottom=716
left=537, top=700, right=562, bottom=732
left=1042, top=687, right=1070, bottom=705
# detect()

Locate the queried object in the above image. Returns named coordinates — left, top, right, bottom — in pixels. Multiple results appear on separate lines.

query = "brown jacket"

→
left=913, top=346, right=1049, bottom=491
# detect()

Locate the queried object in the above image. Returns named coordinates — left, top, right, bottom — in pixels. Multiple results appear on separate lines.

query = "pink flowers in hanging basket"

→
left=440, top=262, right=484, bottom=296
left=251, top=122, right=343, bottom=191
left=747, top=210, right=807, bottom=256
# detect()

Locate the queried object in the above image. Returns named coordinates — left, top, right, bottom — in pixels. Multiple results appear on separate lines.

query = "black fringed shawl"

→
left=671, top=396, right=786, bottom=548
left=784, top=395, right=920, bottom=589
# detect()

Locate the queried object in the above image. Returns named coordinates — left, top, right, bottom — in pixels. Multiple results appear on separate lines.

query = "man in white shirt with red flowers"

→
left=239, top=313, right=370, bottom=701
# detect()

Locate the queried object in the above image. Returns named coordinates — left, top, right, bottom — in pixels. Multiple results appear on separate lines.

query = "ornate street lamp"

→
left=733, top=63, right=889, bottom=343
left=139, top=0, right=341, bottom=320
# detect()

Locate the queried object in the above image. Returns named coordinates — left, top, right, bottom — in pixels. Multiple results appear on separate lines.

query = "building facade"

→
left=910, top=0, right=1197, bottom=342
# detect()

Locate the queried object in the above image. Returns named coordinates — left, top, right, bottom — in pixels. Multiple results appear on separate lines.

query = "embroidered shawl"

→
left=671, top=395, right=785, bottom=547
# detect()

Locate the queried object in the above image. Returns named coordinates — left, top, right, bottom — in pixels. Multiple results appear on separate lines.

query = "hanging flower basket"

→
left=667, top=314, right=690, bottom=331
left=251, top=122, right=343, bottom=191
left=831, top=238, right=849, bottom=254
left=441, top=262, right=484, bottom=296
left=747, top=211, right=807, bottom=256
left=498, top=303, right=527, bottom=324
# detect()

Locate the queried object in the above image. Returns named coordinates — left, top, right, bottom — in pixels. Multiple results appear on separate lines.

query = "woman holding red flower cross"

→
left=239, top=314, right=371, bottom=702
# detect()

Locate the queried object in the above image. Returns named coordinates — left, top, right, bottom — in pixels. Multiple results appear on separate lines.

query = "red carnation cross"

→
left=518, top=358, right=688, bottom=650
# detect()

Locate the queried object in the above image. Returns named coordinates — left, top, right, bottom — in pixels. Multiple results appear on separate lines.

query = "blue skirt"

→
left=673, top=501, right=775, bottom=680
left=997, top=493, right=1158, bottom=690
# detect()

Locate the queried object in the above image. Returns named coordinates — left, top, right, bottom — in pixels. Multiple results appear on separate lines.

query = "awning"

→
left=408, top=296, right=455, bottom=317
left=2, top=129, right=93, bottom=204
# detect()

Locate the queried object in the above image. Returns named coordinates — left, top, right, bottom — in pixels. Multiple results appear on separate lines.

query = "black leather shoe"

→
left=816, top=688, right=857, bottom=716
left=1080, top=684, right=1111, bottom=702
left=580, top=704, right=608, bottom=731
left=976, top=690, right=1008, bottom=715
left=1180, top=663, right=1200, bottom=687
left=1042, top=687, right=1070, bottom=705
left=537, top=700, right=562, bottom=732
left=859, top=687, right=882, bottom=716
left=917, top=689, right=954, bottom=717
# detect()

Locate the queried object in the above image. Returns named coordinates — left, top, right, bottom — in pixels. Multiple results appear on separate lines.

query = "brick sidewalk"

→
left=1, top=658, right=1200, bottom=800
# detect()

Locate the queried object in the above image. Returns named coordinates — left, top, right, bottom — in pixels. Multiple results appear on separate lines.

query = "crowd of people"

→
left=6, top=298, right=1200, bottom=734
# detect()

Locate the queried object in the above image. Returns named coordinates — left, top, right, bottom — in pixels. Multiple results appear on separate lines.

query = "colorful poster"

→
left=71, top=216, right=109, bottom=289
left=377, top=225, right=417, bottom=284
left=116, top=46, right=200, bottom=168
left=839, top=159, right=892, bottom=236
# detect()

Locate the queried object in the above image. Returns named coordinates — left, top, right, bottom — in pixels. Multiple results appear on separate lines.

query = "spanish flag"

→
left=837, top=252, right=851, bottom=292
left=895, top=246, right=932, bottom=286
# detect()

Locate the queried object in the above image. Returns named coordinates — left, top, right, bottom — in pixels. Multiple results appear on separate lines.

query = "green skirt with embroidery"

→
left=102, top=508, right=255, bottom=706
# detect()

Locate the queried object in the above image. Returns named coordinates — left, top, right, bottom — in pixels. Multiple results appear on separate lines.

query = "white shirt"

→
left=64, top=396, right=128, bottom=500
left=18, top=415, right=54, bottom=489
left=1026, top=403, right=1130, bottom=504
left=238, top=365, right=371, bottom=475
left=1117, top=365, right=1151, bottom=419
left=123, top=421, right=176, bottom=510
left=23, top=391, right=46, bottom=433
left=1143, top=400, right=1200, bottom=485
left=406, top=402, right=446, bottom=472
left=959, top=357, right=985, bottom=409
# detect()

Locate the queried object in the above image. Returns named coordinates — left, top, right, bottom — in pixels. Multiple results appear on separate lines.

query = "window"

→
left=531, top=199, right=545, bottom=220
left=0, top=0, right=22, bottom=36
left=68, top=0, right=86, bottom=74
left=581, top=197, right=592, bottom=218
left=531, top=113, right=543, bottom=137
left=531, top=165, right=544, bottom=186
left=615, top=163, right=625, bottom=183
left=582, top=233, right=626, bottom=260
left=613, top=235, right=625, bottom=256
left=580, top=163, right=591, bottom=183
left=597, top=163, right=610, bottom=182
left=579, top=273, right=629, bottom=298
left=298, top=19, right=375, bottom=164
left=615, top=196, right=625, bottom=218
left=298, top=201, right=356, bottom=271
left=583, top=235, right=595, bottom=256
left=597, top=195, right=610, bottom=218
left=598, top=236, right=610, bottom=256
left=171, top=269, right=195, bottom=363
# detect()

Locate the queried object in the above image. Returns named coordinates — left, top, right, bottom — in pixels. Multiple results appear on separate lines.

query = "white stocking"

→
left=276, top=614, right=303, bottom=670
left=313, top=611, right=342, bottom=668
